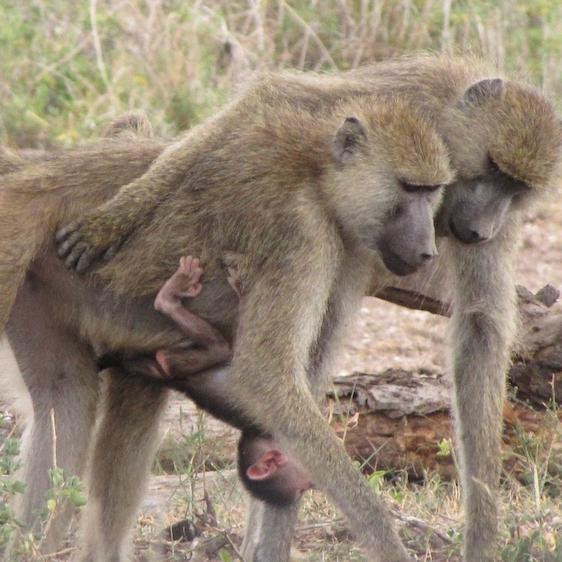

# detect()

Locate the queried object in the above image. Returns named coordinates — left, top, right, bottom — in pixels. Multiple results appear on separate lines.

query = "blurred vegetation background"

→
left=1, top=0, right=561, bottom=149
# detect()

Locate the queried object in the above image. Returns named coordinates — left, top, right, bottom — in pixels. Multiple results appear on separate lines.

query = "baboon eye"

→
left=399, top=180, right=441, bottom=193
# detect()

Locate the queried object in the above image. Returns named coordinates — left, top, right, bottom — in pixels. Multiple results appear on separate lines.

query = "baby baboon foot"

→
left=155, top=350, right=171, bottom=377
left=226, top=266, right=242, bottom=297
left=56, top=218, right=122, bottom=273
left=174, top=256, right=204, bottom=297
left=222, top=251, right=244, bottom=297
left=154, top=256, right=203, bottom=312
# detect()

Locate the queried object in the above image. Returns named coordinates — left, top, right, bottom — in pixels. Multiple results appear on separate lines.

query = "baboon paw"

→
left=56, top=222, right=110, bottom=272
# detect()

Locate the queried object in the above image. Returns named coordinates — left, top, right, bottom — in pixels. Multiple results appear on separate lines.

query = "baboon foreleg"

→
left=241, top=250, right=373, bottom=562
left=448, top=229, right=518, bottom=562
left=5, top=284, right=99, bottom=556
left=78, top=371, right=169, bottom=562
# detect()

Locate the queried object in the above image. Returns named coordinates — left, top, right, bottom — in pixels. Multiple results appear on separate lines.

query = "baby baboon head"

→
left=325, top=98, right=454, bottom=275
left=440, top=78, right=562, bottom=244
left=238, top=431, right=313, bottom=507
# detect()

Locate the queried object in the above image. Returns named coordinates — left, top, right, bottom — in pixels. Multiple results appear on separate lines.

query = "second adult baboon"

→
left=55, top=55, right=562, bottom=562
left=1, top=88, right=453, bottom=562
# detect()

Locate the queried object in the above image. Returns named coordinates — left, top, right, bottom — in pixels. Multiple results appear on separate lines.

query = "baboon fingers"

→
left=56, top=223, right=104, bottom=271
left=103, top=244, right=120, bottom=262
left=76, top=248, right=100, bottom=273
left=61, top=242, right=89, bottom=270
left=55, top=222, right=81, bottom=244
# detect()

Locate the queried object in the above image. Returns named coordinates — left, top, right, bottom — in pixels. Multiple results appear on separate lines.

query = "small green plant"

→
left=436, top=438, right=453, bottom=458
left=0, top=413, right=25, bottom=548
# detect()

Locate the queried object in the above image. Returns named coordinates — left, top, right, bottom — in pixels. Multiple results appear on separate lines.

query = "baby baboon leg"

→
left=241, top=499, right=299, bottom=562
left=447, top=226, right=518, bottom=562
left=79, top=372, right=169, bottom=562
left=5, top=284, right=99, bottom=555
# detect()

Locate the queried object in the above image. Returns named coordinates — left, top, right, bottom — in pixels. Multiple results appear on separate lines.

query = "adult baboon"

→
left=55, top=56, right=562, bottom=562
left=1, top=87, right=453, bottom=562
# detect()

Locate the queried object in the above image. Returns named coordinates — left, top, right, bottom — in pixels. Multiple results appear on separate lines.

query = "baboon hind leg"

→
left=5, top=282, right=100, bottom=556
left=78, top=372, right=169, bottom=562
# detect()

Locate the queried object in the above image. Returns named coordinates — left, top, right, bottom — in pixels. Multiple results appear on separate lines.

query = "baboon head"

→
left=327, top=99, right=454, bottom=276
left=238, top=431, right=313, bottom=507
left=440, top=78, right=562, bottom=244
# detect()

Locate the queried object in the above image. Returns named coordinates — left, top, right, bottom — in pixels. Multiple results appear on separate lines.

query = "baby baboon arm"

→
left=154, top=255, right=230, bottom=374
left=154, top=256, right=222, bottom=346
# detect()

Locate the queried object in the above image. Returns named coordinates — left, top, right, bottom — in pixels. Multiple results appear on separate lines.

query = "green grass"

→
left=1, top=0, right=562, bottom=148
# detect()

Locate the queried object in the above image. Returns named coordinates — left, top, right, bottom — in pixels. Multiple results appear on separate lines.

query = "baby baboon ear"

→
left=332, top=116, right=367, bottom=163
left=463, top=78, right=504, bottom=107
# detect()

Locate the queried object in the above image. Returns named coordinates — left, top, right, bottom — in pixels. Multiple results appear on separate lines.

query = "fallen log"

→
left=328, top=369, right=561, bottom=481
left=373, top=284, right=562, bottom=404
left=327, top=284, right=561, bottom=479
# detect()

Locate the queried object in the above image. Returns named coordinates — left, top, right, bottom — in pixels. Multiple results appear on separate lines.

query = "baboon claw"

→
left=103, top=245, right=119, bottom=262
left=76, top=249, right=98, bottom=273
left=55, top=222, right=79, bottom=243
left=57, top=232, right=83, bottom=258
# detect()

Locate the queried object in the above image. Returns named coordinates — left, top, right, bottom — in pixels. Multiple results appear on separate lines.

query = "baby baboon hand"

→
left=154, top=256, right=203, bottom=313
left=56, top=214, right=126, bottom=273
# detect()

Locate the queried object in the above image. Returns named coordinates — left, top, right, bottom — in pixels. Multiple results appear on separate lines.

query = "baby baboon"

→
left=2, top=87, right=453, bottom=562
left=54, top=56, right=562, bottom=562
left=101, top=254, right=313, bottom=507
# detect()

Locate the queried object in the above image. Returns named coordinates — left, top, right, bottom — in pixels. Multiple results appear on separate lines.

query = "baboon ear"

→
left=463, top=78, right=504, bottom=107
left=332, top=117, right=367, bottom=163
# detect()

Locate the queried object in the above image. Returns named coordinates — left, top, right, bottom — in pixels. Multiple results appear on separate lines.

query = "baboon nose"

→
left=469, top=229, right=488, bottom=243
left=420, top=252, right=435, bottom=262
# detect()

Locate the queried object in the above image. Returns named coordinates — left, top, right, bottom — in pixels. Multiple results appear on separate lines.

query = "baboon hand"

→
left=55, top=214, right=124, bottom=273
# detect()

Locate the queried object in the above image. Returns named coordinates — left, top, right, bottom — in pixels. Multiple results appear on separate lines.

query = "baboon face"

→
left=442, top=162, right=530, bottom=244
left=330, top=105, right=452, bottom=276
left=376, top=184, right=442, bottom=275
left=442, top=78, right=562, bottom=244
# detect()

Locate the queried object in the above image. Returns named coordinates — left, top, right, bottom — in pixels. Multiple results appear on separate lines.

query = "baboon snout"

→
left=449, top=187, right=512, bottom=245
left=377, top=198, right=437, bottom=276
left=449, top=215, right=495, bottom=245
